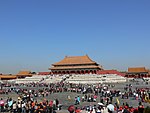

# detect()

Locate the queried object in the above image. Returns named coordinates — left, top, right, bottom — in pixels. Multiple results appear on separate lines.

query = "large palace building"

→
left=49, top=55, right=103, bottom=74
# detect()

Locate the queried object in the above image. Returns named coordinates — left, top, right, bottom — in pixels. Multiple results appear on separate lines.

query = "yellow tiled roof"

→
left=17, top=71, right=32, bottom=76
left=53, top=55, right=97, bottom=66
left=128, top=67, right=148, bottom=73
left=0, top=75, right=17, bottom=79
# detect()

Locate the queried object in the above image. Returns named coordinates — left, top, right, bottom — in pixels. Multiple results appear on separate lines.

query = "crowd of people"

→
left=0, top=96, right=60, bottom=113
left=0, top=79, right=150, bottom=113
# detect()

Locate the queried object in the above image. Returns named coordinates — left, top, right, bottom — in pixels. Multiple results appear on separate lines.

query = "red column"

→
left=84, top=70, right=85, bottom=74
left=79, top=71, right=81, bottom=74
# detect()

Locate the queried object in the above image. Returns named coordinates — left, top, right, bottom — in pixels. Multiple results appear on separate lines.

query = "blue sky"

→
left=0, top=0, right=150, bottom=74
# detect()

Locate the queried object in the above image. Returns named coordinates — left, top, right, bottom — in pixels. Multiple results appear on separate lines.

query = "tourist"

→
left=68, top=105, right=75, bottom=113
left=12, top=101, right=17, bottom=113
left=21, top=101, right=26, bottom=113
left=138, top=102, right=144, bottom=113
left=75, top=97, right=78, bottom=105
left=122, top=106, right=130, bottom=113
left=77, top=96, right=81, bottom=104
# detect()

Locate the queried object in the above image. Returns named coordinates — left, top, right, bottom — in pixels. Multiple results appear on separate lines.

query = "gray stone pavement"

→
left=0, top=81, right=150, bottom=113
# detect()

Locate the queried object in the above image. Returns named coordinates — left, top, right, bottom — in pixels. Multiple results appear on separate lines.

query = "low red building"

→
left=38, top=72, right=52, bottom=75
left=97, top=70, right=125, bottom=76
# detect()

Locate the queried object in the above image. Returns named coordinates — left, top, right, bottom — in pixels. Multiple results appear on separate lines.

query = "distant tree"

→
left=31, top=72, right=36, bottom=75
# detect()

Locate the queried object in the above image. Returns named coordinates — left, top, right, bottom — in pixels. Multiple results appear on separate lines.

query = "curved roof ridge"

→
left=128, top=67, right=146, bottom=68
left=53, top=55, right=97, bottom=65
left=85, top=55, right=96, bottom=63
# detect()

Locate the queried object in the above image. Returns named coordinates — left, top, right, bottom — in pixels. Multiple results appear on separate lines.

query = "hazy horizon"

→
left=0, top=1, right=150, bottom=74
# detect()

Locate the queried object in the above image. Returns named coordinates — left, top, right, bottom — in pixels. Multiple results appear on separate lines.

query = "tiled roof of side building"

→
left=17, top=71, right=32, bottom=76
left=17, top=71, right=31, bottom=75
left=53, top=55, right=97, bottom=66
left=128, top=67, right=148, bottom=73
left=0, top=75, right=17, bottom=79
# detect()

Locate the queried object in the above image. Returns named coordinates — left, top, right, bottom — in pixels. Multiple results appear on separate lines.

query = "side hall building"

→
left=0, top=71, right=32, bottom=80
left=49, top=55, right=103, bottom=74
left=126, top=67, right=150, bottom=78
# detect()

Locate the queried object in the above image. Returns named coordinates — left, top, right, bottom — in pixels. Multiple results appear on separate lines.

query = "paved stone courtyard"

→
left=1, top=81, right=150, bottom=113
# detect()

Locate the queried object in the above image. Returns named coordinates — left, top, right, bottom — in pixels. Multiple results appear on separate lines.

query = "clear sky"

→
left=0, top=0, right=150, bottom=74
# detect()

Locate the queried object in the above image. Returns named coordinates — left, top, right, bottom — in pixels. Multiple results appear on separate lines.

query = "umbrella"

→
left=68, top=105, right=75, bottom=112
left=8, top=100, right=13, bottom=107
left=75, top=109, right=81, bottom=113
left=107, top=104, right=114, bottom=111
left=0, top=100, right=5, bottom=106
left=98, top=102, right=104, bottom=106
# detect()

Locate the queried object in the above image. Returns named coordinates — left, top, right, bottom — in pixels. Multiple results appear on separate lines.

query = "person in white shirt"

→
left=12, top=101, right=17, bottom=113
left=22, top=101, right=26, bottom=113
left=17, top=102, right=22, bottom=113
